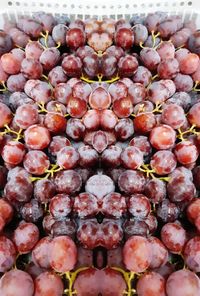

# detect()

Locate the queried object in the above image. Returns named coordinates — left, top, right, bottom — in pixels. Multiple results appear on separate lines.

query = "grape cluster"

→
left=0, top=10, right=200, bottom=296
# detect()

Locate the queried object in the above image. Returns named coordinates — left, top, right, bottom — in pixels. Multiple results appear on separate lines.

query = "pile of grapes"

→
left=0, top=10, right=200, bottom=296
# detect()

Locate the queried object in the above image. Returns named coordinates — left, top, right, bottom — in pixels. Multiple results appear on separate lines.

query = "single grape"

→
left=157, top=41, right=175, bottom=60
left=0, top=102, right=12, bottom=128
left=56, top=146, right=79, bottom=169
left=132, top=24, right=148, bottom=45
left=157, top=200, right=180, bottom=223
left=174, top=141, right=199, bottom=165
left=188, top=102, right=200, bottom=127
left=39, top=47, right=60, bottom=71
left=34, top=179, right=56, bottom=204
left=54, top=170, right=82, bottom=194
left=150, top=150, right=177, bottom=175
left=0, top=269, right=34, bottom=296
left=166, top=269, right=200, bottom=296
left=48, top=66, right=67, bottom=87
left=114, top=118, right=134, bottom=140
left=140, top=48, right=160, bottom=71
left=0, top=236, right=16, bottom=272
left=24, top=124, right=51, bottom=150
left=118, top=55, right=138, bottom=77
left=89, top=87, right=111, bottom=110
left=157, top=58, right=179, bottom=79
left=134, top=112, right=156, bottom=134
left=1, top=141, right=26, bottom=165
left=161, top=222, right=187, bottom=254
left=136, top=272, right=166, bottom=296
left=144, top=179, right=166, bottom=204
left=183, top=236, right=200, bottom=272
left=49, top=235, right=77, bottom=272
left=34, top=271, right=64, bottom=296
left=112, top=96, right=133, bottom=118
left=118, top=170, right=146, bottom=194
left=114, top=27, right=134, bottom=50
left=120, top=146, right=143, bottom=169
left=21, top=199, right=43, bottom=223
left=49, top=194, right=72, bottom=219
left=128, top=193, right=151, bottom=219
left=15, top=103, right=39, bottom=129
left=78, top=145, right=98, bottom=168
left=67, top=96, right=87, bottom=118
left=62, top=54, right=82, bottom=77
left=161, top=103, right=186, bottom=129
left=66, top=27, right=85, bottom=49
left=21, top=58, right=43, bottom=79
left=23, top=150, right=50, bottom=175
left=123, top=236, right=152, bottom=272
left=133, top=66, right=152, bottom=86
left=66, top=118, right=85, bottom=141
left=101, top=145, right=122, bottom=168
left=150, top=125, right=176, bottom=150
left=148, top=237, right=168, bottom=269
left=13, top=222, right=39, bottom=254
left=25, top=41, right=43, bottom=60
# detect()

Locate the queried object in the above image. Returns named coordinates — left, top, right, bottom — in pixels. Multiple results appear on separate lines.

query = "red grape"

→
left=23, top=150, right=50, bottom=175
left=0, top=236, right=16, bottom=272
left=184, top=236, right=200, bottom=272
left=120, top=146, right=143, bottom=169
left=56, top=146, right=79, bottom=169
left=149, top=237, right=168, bottom=269
left=128, top=193, right=151, bottom=219
left=49, top=235, right=77, bottom=272
left=49, top=194, right=71, bottom=219
left=13, top=222, right=39, bottom=254
left=166, top=269, right=200, bottom=296
left=34, top=271, right=64, bottom=296
left=161, top=222, right=187, bottom=254
left=1, top=141, right=25, bottom=165
left=0, top=269, right=34, bottom=296
left=150, top=150, right=177, bottom=175
left=136, top=271, right=166, bottom=296
left=123, top=235, right=152, bottom=272
left=150, top=125, right=176, bottom=150
left=174, top=141, right=199, bottom=165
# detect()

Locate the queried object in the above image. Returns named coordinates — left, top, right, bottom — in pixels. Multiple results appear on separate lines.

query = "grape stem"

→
left=64, top=267, right=89, bottom=296
left=151, top=31, right=160, bottom=48
left=80, top=73, right=120, bottom=84
left=152, top=102, right=163, bottom=113
left=111, top=267, right=137, bottom=296
left=192, top=81, right=200, bottom=92
left=138, top=163, right=155, bottom=178
left=37, top=101, right=48, bottom=113
left=0, top=81, right=7, bottom=92
left=138, top=164, right=171, bottom=182
left=177, top=124, right=200, bottom=141
left=56, top=42, right=61, bottom=49
left=15, top=44, right=25, bottom=51
left=45, top=164, right=63, bottom=178
left=40, top=30, right=49, bottom=48
left=30, top=164, right=63, bottom=182
left=0, top=124, right=23, bottom=141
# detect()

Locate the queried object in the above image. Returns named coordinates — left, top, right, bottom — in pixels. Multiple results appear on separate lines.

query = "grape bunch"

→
left=0, top=10, right=200, bottom=296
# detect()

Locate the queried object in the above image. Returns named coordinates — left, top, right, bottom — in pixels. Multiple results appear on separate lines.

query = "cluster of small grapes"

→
left=0, top=9, right=200, bottom=296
